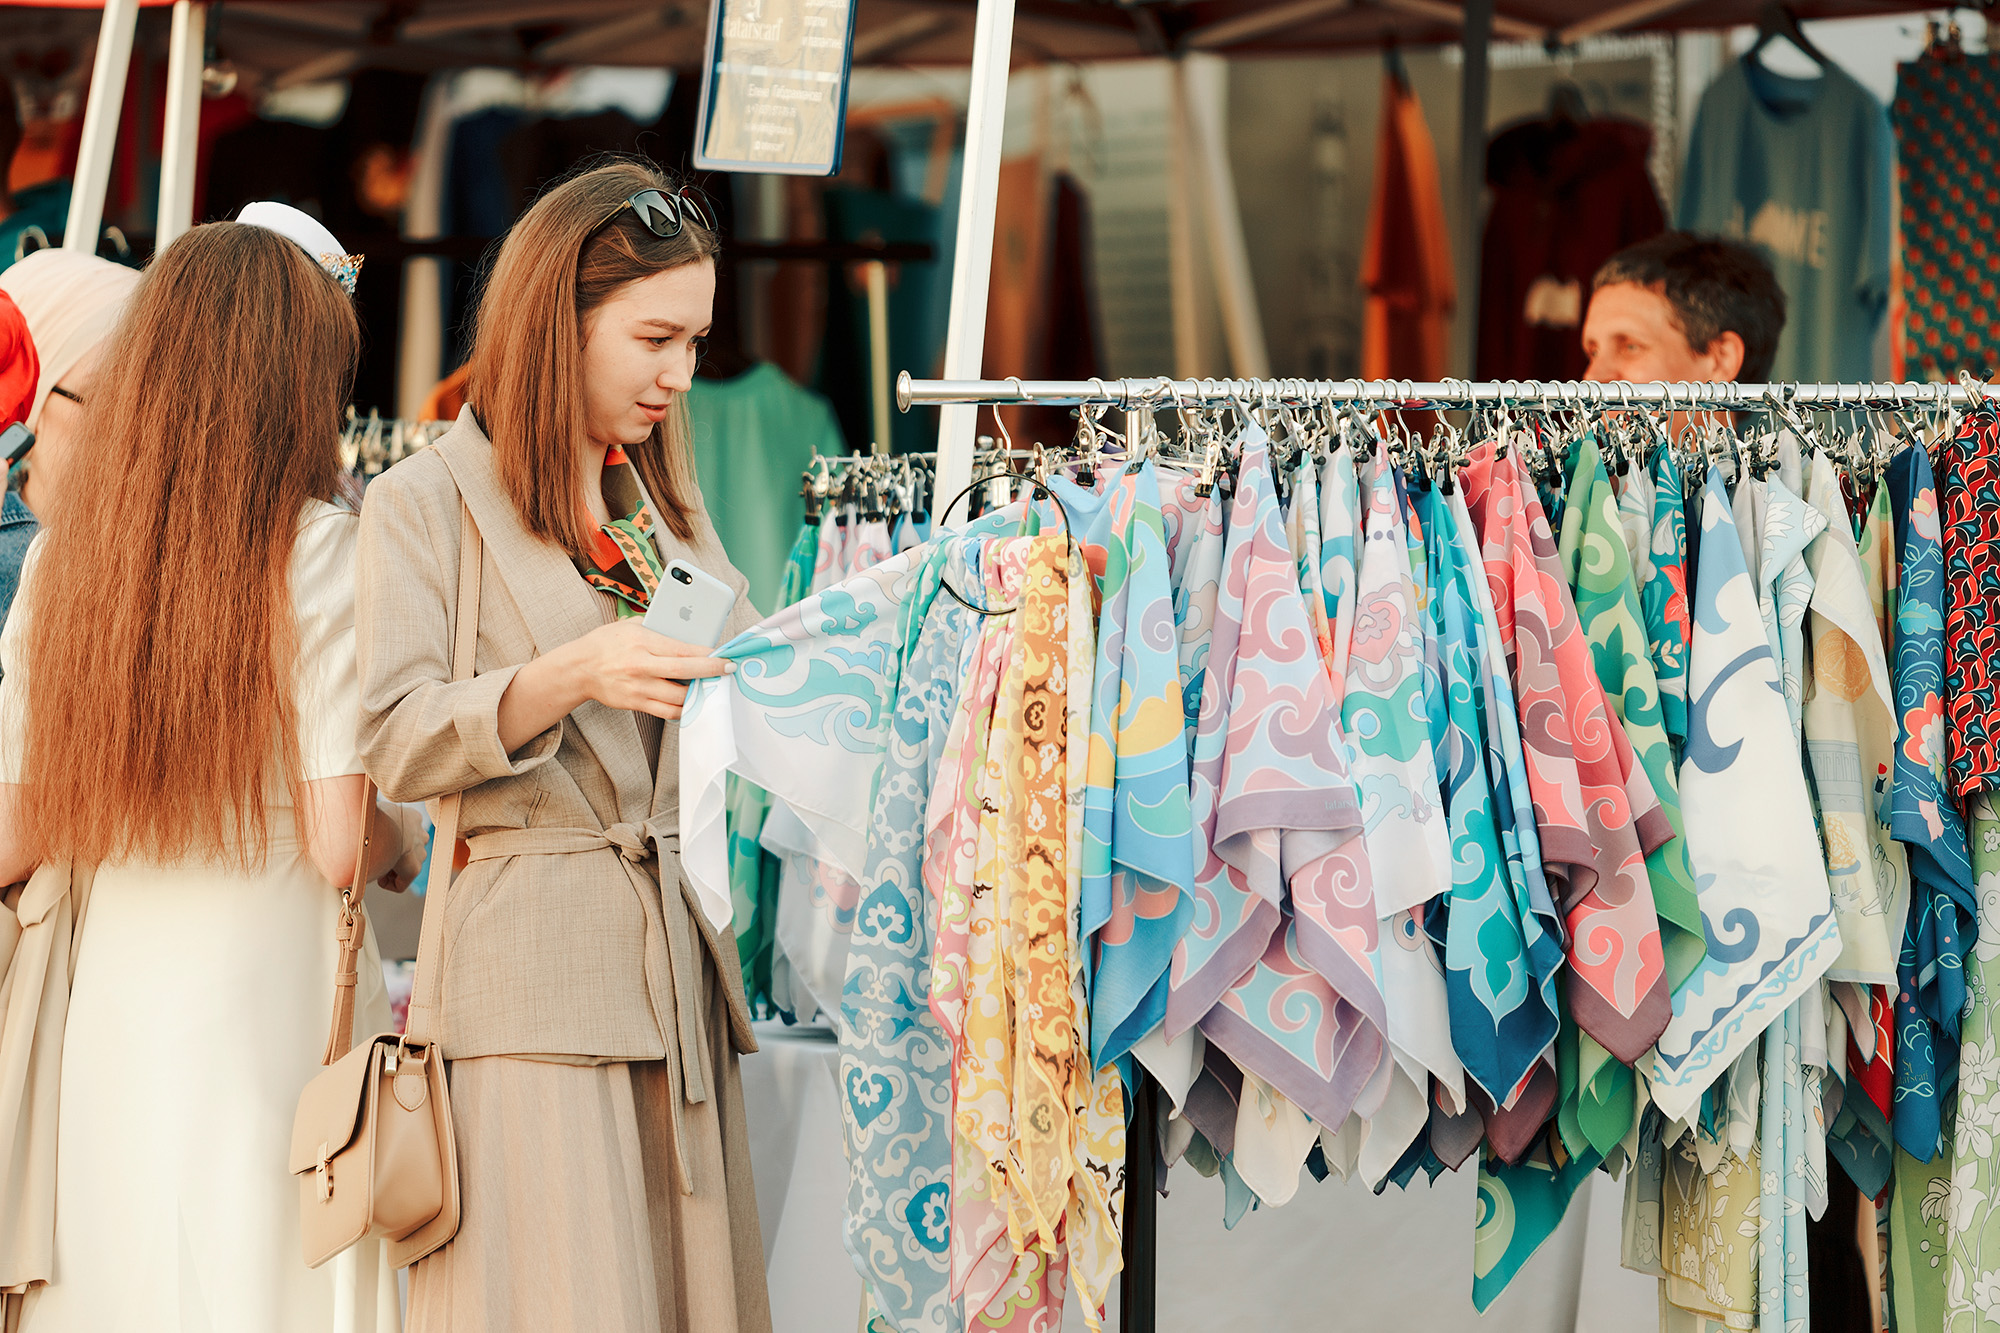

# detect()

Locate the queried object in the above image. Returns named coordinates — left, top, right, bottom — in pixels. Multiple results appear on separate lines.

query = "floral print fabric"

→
left=1945, top=794, right=2000, bottom=1329
left=1889, top=444, right=1978, bottom=1162
left=1802, top=451, right=1907, bottom=986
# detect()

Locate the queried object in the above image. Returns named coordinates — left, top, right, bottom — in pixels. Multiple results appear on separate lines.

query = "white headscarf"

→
left=237, top=202, right=359, bottom=293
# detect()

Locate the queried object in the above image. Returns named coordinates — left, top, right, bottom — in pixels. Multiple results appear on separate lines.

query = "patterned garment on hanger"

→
left=946, top=536, right=1078, bottom=1327
left=1801, top=451, right=1906, bottom=986
left=1462, top=440, right=1671, bottom=1072
left=810, top=506, right=847, bottom=594
left=1079, top=462, right=1195, bottom=1073
left=1421, top=481, right=1562, bottom=1120
left=1644, top=445, right=1693, bottom=750
left=1890, top=53, right=2000, bottom=382
left=850, top=514, right=895, bottom=574
left=1938, top=404, right=2000, bottom=799
left=1561, top=442, right=1706, bottom=997
left=1649, top=466, right=1840, bottom=1124
left=1319, top=445, right=1364, bottom=708
left=732, top=514, right=828, bottom=1006
left=1289, top=456, right=1336, bottom=674
left=1886, top=444, right=1976, bottom=1162
left=1757, top=997, right=1818, bottom=1333
left=683, top=539, right=960, bottom=1329
left=1554, top=441, right=1704, bottom=1161
left=1750, top=475, right=1826, bottom=740
left=1166, top=428, right=1387, bottom=1135
left=1943, top=792, right=2000, bottom=1329
left=1338, top=442, right=1461, bottom=1128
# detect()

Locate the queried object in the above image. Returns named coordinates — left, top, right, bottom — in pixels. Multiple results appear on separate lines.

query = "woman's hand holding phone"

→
left=562, top=618, right=733, bottom=721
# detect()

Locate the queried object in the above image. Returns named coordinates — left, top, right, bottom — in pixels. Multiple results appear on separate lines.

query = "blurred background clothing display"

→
left=1891, top=47, right=2000, bottom=383
left=8, top=6, right=2000, bottom=1332
left=684, top=362, right=845, bottom=616
left=1677, top=52, right=1894, bottom=381
left=1361, top=53, right=1454, bottom=382
left=1477, top=111, right=1664, bottom=381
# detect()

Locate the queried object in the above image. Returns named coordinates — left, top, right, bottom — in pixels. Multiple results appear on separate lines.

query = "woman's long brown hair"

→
left=19, top=222, right=358, bottom=866
left=469, top=158, right=720, bottom=552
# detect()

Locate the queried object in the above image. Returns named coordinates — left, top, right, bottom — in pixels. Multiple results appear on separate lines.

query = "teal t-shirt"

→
left=684, top=363, right=845, bottom=616
left=0, top=180, right=73, bottom=272
left=1676, top=57, right=1893, bottom=381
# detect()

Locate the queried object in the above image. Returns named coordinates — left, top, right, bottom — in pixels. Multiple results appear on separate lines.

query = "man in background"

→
left=1582, top=231, right=1786, bottom=386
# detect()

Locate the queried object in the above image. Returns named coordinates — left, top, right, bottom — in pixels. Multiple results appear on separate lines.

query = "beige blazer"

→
left=355, top=410, right=759, bottom=1068
left=0, top=862, right=91, bottom=1308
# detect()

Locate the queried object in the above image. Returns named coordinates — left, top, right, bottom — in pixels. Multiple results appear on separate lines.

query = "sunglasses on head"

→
left=599, top=188, right=712, bottom=241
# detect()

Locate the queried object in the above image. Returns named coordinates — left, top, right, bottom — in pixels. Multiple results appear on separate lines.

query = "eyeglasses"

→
left=597, top=188, right=712, bottom=242
left=48, top=385, right=83, bottom=407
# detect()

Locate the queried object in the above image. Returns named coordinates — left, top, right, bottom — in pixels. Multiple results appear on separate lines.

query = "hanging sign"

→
left=692, top=0, right=856, bottom=177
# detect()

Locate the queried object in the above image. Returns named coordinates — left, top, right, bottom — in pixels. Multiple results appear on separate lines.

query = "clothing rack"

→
left=800, top=441, right=1114, bottom=526
left=898, top=373, right=1996, bottom=412
left=888, top=370, right=1999, bottom=1333
left=340, top=408, right=451, bottom=479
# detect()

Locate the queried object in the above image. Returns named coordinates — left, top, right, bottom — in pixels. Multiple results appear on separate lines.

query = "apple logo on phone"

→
left=679, top=606, right=693, bottom=622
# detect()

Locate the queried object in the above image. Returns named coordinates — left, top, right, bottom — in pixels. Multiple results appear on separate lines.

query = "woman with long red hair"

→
left=0, top=210, right=422, bottom=1330
left=355, top=159, right=771, bottom=1331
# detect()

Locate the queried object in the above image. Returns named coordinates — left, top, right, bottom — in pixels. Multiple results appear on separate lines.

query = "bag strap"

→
left=402, top=500, right=483, bottom=1047
left=320, top=776, right=380, bottom=1064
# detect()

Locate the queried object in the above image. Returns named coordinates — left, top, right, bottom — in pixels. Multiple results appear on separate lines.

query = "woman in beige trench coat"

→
left=353, top=161, right=772, bottom=1333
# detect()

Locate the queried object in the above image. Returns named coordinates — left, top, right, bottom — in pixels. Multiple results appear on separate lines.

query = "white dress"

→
left=0, top=502, right=402, bottom=1333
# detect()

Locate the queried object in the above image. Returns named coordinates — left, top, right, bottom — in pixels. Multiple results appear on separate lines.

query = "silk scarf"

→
left=1940, top=407, right=2000, bottom=799
left=1555, top=442, right=1705, bottom=1160
left=1462, top=441, right=1671, bottom=1068
left=1801, top=451, right=1906, bottom=985
left=1944, top=793, right=2000, bottom=1328
left=1888, top=443, right=1977, bottom=1162
left=1645, top=445, right=1693, bottom=751
left=1342, top=443, right=1462, bottom=1123
left=1079, top=463, right=1195, bottom=1073
left=1649, top=467, right=1841, bottom=1123
left=1421, top=482, right=1562, bottom=1110
left=1165, top=429, right=1387, bottom=1133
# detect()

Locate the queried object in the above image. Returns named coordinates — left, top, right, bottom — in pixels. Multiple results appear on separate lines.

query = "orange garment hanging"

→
left=1362, top=58, right=1456, bottom=380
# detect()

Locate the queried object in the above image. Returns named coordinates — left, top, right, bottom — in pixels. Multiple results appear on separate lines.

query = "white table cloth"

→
left=739, top=1022, right=1655, bottom=1332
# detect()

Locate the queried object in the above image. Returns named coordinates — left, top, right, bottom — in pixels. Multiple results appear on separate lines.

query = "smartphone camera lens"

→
left=671, top=567, right=693, bottom=585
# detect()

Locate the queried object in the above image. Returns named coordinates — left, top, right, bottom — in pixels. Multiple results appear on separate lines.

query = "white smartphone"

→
left=642, top=558, right=735, bottom=649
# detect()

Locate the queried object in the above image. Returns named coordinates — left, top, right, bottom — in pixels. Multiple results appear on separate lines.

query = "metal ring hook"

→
left=936, top=469, right=1080, bottom=616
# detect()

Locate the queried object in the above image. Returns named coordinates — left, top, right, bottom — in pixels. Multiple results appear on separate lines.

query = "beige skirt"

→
left=408, top=956, right=772, bottom=1333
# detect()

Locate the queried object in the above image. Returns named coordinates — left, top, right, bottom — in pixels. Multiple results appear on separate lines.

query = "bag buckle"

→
left=316, top=1144, right=333, bottom=1202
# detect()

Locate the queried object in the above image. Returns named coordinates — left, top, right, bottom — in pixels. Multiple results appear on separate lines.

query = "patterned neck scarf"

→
left=580, top=445, right=666, bottom=618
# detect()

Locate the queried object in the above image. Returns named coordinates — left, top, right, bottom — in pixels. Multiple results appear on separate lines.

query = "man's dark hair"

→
left=1593, top=232, right=1787, bottom=382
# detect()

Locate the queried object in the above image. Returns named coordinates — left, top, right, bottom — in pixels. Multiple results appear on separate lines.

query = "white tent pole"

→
left=65, top=0, right=141, bottom=254
left=1166, top=61, right=1201, bottom=380
left=156, top=1, right=207, bottom=250
left=933, top=0, right=1017, bottom=523
left=396, top=77, right=452, bottom=421
left=1185, top=53, right=1271, bottom=379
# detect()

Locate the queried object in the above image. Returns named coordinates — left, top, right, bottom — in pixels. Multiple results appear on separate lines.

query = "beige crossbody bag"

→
left=289, top=502, right=484, bottom=1270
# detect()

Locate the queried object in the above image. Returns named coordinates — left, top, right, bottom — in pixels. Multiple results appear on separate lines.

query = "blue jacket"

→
left=0, top=489, right=38, bottom=641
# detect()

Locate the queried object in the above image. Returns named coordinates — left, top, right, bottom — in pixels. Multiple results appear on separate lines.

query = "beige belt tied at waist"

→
left=463, top=822, right=710, bottom=1193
